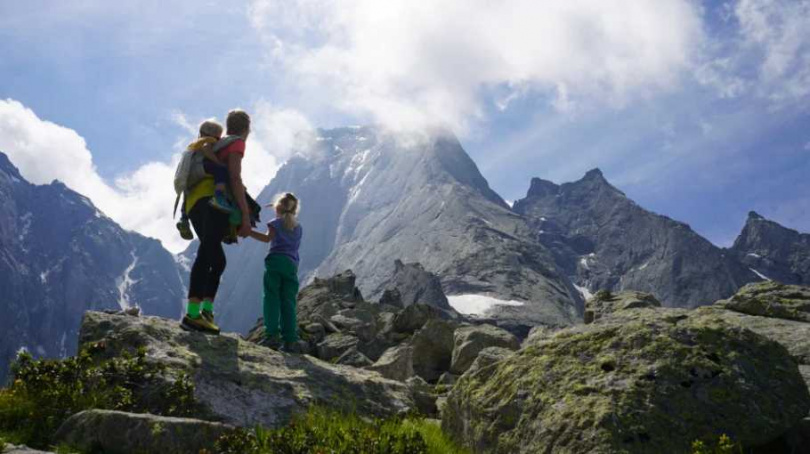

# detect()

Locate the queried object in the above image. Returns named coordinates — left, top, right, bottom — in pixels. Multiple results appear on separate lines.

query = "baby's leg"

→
left=203, top=160, right=230, bottom=191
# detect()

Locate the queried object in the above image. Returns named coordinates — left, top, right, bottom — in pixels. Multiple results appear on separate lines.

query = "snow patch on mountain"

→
left=174, top=253, right=192, bottom=273
left=117, top=253, right=140, bottom=310
left=750, top=268, right=771, bottom=281
left=448, top=294, right=525, bottom=316
left=573, top=283, right=593, bottom=301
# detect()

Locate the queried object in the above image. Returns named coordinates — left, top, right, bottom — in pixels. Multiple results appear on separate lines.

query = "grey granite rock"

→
left=513, top=169, right=757, bottom=310
left=411, top=319, right=457, bottom=382
left=583, top=290, right=662, bottom=324
left=449, top=324, right=520, bottom=375
left=367, top=345, right=414, bottom=382
left=731, top=211, right=810, bottom=285
left=54, top=410, right=233, bottom=454
left=79, top=311, right=414, bottom=428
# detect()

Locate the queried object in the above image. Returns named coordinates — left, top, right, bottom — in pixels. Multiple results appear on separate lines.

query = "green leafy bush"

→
left=691, top=434, right=740, bottom=454
left=215, top=407, right=467, bottom=454
left=0, top=346, right=196, bottom=449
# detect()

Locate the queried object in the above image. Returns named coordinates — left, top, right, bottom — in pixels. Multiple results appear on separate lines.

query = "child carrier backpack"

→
left=172, top=148, right=207, bottom=217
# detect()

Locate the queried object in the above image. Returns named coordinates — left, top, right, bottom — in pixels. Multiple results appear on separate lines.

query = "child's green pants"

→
left=263, top=254, right=299, bottom=343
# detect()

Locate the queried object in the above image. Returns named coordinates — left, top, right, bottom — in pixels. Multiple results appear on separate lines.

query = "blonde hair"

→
left=226, top=109, right=251, bottom=136
left=275, top=192, right=299, bottom=231
left=199, top=119, right=223, bottom=139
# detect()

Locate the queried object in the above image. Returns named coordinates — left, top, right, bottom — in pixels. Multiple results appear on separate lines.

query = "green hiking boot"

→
left=181, top=314, right=220, bottom=334
left=201, top=310, right=221, bottom=334
left=176, top=219, right=193, bottom=240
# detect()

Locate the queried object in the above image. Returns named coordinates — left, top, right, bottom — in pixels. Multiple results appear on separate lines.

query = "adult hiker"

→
left=181, top=109, right=253, bottom=334
left=249, top=193, right=303, bottom=352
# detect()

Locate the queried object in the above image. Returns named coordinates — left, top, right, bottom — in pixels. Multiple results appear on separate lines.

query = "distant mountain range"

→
left=189, top=126, right=810, bottom=333
left=2, top=126, right=809, bottom=381
left=0, top=152, right=184, bottom=382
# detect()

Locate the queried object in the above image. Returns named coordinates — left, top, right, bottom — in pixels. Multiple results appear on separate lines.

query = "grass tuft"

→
left=215, top=407, right=468, bottom=454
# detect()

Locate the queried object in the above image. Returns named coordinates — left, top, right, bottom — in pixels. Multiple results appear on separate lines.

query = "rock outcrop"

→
left=513, top=169, right=757, bottom=310
left=450, top=324, right=520, bottom=375
left=374, top=260, right=457, bottom=313
left=443, top=296, right=810, bottom=452
left=583, top=290, right=662, bottom=324
left=731, top=211, right=810, bottom=285
left=716, top=281, right=810, bottom=323
left=54, top=410, right=233, bottom=454
left=703, top=282, right=810, bottom=394
left=79, top=311, right=415, bottom=429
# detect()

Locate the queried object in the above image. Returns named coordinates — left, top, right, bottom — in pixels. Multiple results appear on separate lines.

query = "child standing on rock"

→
left=249, top=193, right=303, bottom=352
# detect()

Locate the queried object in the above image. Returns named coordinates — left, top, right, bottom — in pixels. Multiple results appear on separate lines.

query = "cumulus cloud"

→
left=0, top=99, right=312, bottom=253
left=698, top=0, right=810, bottom=105
left=248, top=0, right=704, bottom=133
left=735, top=0, right=810, bottom=103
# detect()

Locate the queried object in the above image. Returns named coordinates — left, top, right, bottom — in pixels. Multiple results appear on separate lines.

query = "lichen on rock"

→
left=442, top=306, right=810, bottom=453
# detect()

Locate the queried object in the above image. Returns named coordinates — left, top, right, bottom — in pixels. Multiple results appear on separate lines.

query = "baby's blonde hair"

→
left=275, top=192, right=299, bottom=231
left=199, top=119, right=223, bottom=139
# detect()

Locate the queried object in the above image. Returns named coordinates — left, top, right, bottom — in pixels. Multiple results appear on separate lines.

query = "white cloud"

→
left=701, top=0, right=810, bottom=105
left=0, top=99, right=312, bottom=253
left=249, top=0, right=704, bottom=133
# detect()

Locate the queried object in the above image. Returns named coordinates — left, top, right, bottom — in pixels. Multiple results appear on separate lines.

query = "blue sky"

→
left=0, top=0, right=808, bottom=252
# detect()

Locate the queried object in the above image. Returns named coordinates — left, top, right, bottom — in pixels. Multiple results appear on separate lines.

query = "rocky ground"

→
left=5, top=274, right=810, bottom=453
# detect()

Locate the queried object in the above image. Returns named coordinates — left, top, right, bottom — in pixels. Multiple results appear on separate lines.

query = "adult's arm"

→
left=227, top=153, right=251, bottom=237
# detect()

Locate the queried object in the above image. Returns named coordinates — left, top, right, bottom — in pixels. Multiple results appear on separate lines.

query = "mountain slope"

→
left=0, top=152, right=184, bottom=382
left=208, top=127, right=581, bottom=333
left=731, top=211, right=810, bottom=284
left=513, top=169, right=756, bottom=308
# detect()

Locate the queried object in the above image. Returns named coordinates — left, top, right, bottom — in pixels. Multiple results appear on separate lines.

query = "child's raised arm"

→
left=249, top=225, right=276, bottom=243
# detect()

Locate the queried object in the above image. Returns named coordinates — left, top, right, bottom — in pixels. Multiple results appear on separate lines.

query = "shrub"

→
left=0, top=346, right=197, bottom=449
left=691, top=434, right=740, bottom=454
left=215, top=407, right=468, bottom=454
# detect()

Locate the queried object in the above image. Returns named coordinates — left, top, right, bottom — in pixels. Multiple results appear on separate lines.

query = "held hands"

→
left=238, top=215, right=251, bottom=238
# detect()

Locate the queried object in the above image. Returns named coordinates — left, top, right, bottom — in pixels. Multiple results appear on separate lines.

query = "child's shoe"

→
left=257, top=335, right=282, bottom=350
left=176, top=219, right=194, bottom=240
left=209, top=192, right=234, bottom=213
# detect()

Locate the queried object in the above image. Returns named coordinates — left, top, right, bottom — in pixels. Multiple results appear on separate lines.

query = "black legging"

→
left=188, top=197, right=230, bottom=299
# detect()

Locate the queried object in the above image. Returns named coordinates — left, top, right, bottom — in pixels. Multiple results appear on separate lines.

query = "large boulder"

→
left=375, top=260, right=456, bottom=312
left=54, top=410, right=233, bottom=454
left=316, top=332, right=360, bottom=362
left=393, top=303, right=445, bottom=334
left=717, top=281, right=810, bottom=323
left=463, top=346, right=515, bottom=377
left=411, top=319, right=457, bottom=382
left=367, top=345, right=414, bottom=382
left=443, top=306, right=810, bottom=453
left=450, top=324, right=520, bottom=375
left=335, top=347, right=373, bottom=368
left=584, top=290, right=661, bottom=324
left=79, top=311, right=414, bottom=428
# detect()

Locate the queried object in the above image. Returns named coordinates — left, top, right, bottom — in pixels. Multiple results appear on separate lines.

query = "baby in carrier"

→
left=176, top=120, right=235, bottom=240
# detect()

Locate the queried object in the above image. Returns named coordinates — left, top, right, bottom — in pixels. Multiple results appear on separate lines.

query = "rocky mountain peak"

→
left=0, top=151, right=23, bottom=180
left=731, top=212, right=810, bottom=285
left=582, top=167, right=606, bottom=182
left=525, top=177, right=560, bottom=198
left=748, top=210, right=765, bottom=221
